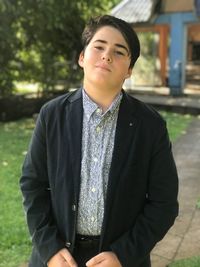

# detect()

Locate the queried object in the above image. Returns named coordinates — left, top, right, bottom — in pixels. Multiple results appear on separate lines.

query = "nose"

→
left=102, top=52, right=112, bottom=63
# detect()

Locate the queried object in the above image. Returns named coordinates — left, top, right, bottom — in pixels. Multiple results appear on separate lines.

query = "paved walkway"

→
left=151, top=118, right=200, bottom=267
left=131, top=89, right=200, bottom=266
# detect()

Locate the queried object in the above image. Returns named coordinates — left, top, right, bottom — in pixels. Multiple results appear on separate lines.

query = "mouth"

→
left=95, top=64, right=111, bottom=72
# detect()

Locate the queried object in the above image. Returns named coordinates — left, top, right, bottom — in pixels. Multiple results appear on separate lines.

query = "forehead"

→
left=90, top=26, right=129, bottom=47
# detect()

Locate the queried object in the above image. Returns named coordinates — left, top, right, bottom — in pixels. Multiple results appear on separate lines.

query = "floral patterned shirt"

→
left=77, top=89, right=122, bottom=235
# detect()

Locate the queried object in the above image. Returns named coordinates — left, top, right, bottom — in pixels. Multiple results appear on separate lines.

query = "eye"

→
left=115, top=50, right=125, bottom=56
left=94, top=46, right=104, bottom=50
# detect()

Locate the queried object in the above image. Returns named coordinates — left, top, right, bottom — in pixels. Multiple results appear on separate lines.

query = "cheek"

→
left=84, top=48, right=100, bottom=61
left=79, top=53, right=94, bottom=69
left=116, top=62, right=131, bottom=75
left=84, top=53, right=93, bottom=63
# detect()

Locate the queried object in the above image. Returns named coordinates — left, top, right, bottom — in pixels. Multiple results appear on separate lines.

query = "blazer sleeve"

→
left=110, top=120, right=179, bottom=267
left=19, top=107, right=65, bottom=265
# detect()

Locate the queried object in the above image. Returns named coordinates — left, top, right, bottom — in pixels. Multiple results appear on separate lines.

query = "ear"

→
left=125, top=67, right=133, bottom=79
left=78, top=51, right=84, bottom=68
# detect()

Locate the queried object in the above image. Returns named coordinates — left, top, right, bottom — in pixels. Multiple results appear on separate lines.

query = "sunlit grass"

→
left=0, top=119, right=34, bottom=267
left=14, top=82, right=40, bottom=94
left=196, top=197, right=200, bottom=209
left=160, top=111, right=194, bottom=142
left=168, top=256, right=200, bottom=267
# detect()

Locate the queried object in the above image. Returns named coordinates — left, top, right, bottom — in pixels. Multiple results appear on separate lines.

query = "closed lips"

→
left=95, top=64, right=111, bottom=72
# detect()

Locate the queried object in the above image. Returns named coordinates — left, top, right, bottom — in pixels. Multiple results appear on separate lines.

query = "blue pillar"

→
left=155, top=12, right=199, bottom=95
left=168, top=14, right=184, bottom=95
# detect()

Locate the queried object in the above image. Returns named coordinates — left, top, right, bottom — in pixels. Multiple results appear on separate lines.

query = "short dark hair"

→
left=81, top=15, right=140, bottom=68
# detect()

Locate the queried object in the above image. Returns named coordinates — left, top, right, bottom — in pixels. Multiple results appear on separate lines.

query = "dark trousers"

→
left=73, top=235, right=100, bottom=267
left=72, top=235, right=151, bottom=267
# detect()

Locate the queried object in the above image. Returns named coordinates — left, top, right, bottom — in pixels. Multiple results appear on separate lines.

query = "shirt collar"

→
left=82, top=89, right=98, bottom=119
left=82, top=89, right=122, bottom=119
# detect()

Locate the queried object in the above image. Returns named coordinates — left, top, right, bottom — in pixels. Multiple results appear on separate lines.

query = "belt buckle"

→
left=76, top=235, right=100, bottom=247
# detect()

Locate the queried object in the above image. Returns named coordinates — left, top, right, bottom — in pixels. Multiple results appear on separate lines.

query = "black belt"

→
left=75, top=234, right=100, bottom=248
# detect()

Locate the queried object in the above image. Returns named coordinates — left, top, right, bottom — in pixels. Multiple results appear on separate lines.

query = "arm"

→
left=110, top=121, right=179, bottom=267
left=20, top=109, right=66, bottom=265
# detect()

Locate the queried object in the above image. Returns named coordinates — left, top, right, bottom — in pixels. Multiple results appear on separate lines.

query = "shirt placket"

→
left=90, top=110, right=104, bottom=233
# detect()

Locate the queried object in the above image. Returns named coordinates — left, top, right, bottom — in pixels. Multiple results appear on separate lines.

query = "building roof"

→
left=111, top=0, right=160, bottom=24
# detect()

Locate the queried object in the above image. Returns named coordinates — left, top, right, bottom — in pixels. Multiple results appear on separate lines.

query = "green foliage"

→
left=133, top=32, right=161, bottom=86
left=0, top=0, right=120, bottom=96
left=0, top=0, right=21, bottom=96
left=168, top=256, right=200, bottom=267
left=17, top=0, right=121, bottom=90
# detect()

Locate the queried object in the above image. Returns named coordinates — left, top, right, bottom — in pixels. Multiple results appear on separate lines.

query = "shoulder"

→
left=40, top=88, right=82, bottom=118
left=42, top=89, right=81, bottom=111
left=123, top=91, right=166, bottom=126
left=123, top=92, right=170, bottom=145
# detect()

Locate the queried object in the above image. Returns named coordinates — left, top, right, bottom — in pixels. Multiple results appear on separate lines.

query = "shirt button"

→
left=65, top=242, right=71, bottom=248
left=96, top=126, right=101, bottom=132
left=96, top=108, right=101, bottom=114
left=94, top=157, right=98, bottom=162
left=72, top=204, right=76, bottom=211
left=91, top=217, right=95, bottom=222
left=91, top=187, right=96, bottom=192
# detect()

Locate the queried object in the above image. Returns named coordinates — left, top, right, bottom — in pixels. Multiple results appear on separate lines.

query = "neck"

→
left=83, top=82, right=122, bottom=112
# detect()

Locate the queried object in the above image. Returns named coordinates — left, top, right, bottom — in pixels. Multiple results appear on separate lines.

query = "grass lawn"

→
left=197, top=197, right=200, bottom=209
left=168, top=256, right=200, bottom=267
left=160, top=111, right=194, bottom=142
left=0, top=119, right=34, bottom=267
left=0, top=112, right=195, bottom=267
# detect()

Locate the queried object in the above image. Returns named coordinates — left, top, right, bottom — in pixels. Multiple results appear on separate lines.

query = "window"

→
left=192, top=42, right=200, bottom=61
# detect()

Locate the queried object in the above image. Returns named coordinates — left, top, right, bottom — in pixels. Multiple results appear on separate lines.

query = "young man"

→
left=20, top=15, right=179, bottom=267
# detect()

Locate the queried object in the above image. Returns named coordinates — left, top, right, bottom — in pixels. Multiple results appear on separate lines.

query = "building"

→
left=111, top=0, right=200, bottom=95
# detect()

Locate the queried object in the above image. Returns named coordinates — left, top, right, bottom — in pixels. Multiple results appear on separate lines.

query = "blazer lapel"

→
left=111, top=94, right=138, bottom=176
left=66, top=89, right=83, bottom=201
left=100, top=91, right=139, bottom=241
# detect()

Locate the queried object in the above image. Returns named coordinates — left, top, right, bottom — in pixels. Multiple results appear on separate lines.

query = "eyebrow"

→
left=93, top=39, right=129, bottom=55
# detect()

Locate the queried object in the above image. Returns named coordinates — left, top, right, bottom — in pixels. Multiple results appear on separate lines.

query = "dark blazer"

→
left=20, top=88, right=178, bottom=267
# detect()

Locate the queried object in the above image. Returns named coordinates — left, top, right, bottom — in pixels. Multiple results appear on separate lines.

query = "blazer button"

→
left=72, top=204, right=76, bottom=211
left=65, top=242, right=71, bottom=248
